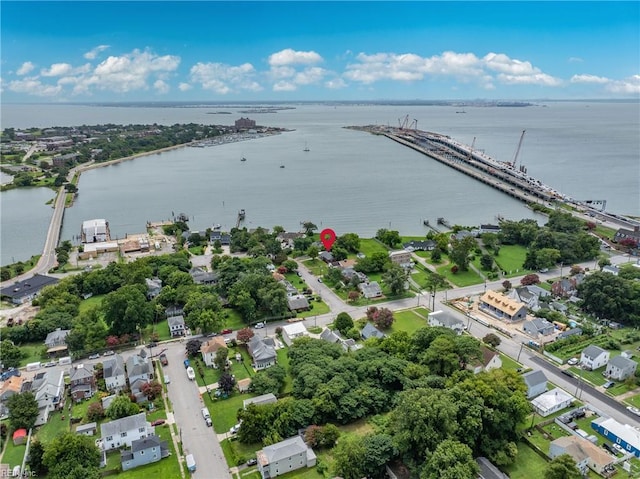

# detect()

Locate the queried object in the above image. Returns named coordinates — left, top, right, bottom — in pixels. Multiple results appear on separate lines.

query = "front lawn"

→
left=436, top=263, right=484, bottom=287
left=276, top=348, right=293, bottom=394
left=221, top=437, right=261, bottom=468
left=205, top=393, right=247, bottom=434
left=625, top=393, right=640, bottom=408
left=302, top=259, right=328, bottom=277
left=78, top=294, right=105, bottom=314
left=17, top=342, right=47, bottom=368
left=568, top=366, right=607, bottom=387
left=499, top=353, right=523, bottom=372
left=391, top=309, right=428, bottom=334
left=492, top=245, right=530, bottom=275
left=296, top=300, right=330, bottom=318
left=503, top=442, right=549, bottom=479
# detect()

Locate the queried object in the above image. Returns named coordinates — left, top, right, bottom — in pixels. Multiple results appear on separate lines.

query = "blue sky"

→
left=2, top=1, right=639, bottom=102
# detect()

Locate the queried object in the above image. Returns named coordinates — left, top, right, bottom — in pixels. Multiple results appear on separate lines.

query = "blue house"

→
left=121, top=435, right=169, bottom=471
left=591, top=417, right=640, bottom=458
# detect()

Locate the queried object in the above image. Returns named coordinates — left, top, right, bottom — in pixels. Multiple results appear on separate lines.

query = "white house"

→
left=126, top=351, right=154, bottom=400
left=243, top=393, right=277, bottom=409
left=522, top=370, right=548, bottom=399
left=531, top=388, right=574, bottom=417
left=282, top=323, right=309, bottom=346
left=605, top=355, right=638, bottom=381
left=467, top=347, right=502, bottom=374
left=82, top=218, right=109, bottom=243
left=103, top=355, right=127, bottom=393
left=428, top=310, right=465, bottom=334
left=580, top=345, right=610, bottom=371
left=100, top=412, right=155, bottom=451
left=550, top=436, right=615, bottom=476
left=256, top=436, right=316, bottom=479
left=30, top=370, right=65, bottom=426
left=168, top=315, right=186, bottom=337
left=200, top=337, right=228, bottom=368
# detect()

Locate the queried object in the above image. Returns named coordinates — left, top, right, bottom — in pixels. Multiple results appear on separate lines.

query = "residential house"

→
left=236, top=378, right=252, bottom=393
left=121, top=435, right=169, bottom=471
left=145, top=278, right=162, bottom=299
left=428, top=310, right=465, bottom=334
left=243, top=393, right=277, bottom=409
left=402, top=240, right=436, bottom=252
left=358, top=281, right=383, bottom=299
left=551, top=275, right=584, bottom=298
left=580, top=345, right=610, bottom=371
left=200, top=337, right=228, bottom=368
left=282, top=323, right=309, bottom=346
left=279, top=280, right=299, bottom=297
left=0, top=274, right=59, bottom=305
left=103, top=355, right=127, bottom=393
left=100, top=412, right=155, bottom=451
left=476, top=457, right=510, bottom=479
left=558, top=328, right=583, bottom=340
left=168, top=315, right=186, bottom=337
left=468, top=346, right=502, bottom=374
left=319, top=328, right=360, bottom=352
left=76, top=422, right=97, bottom=436
left=318, top=251, right=334, bottom=263
left=287, top=295, right=310, bottom=312
left=44, top=328, right=70, bottom=355
left=550, top=301, right=568, bottom=314
left=361, top=323, right=386, bottom=340
left=523, top=318, right=555, bottom=338
left=605, top=356, right=637, bottom=381
left=189, top=267, right=218, bottom=285
left=613, top=226, right=640, bottom=248
left=452, top=230, right=474, bottom=241
left=0, top=375, right=24, bottom=404
left=256, top=435, right=317, bottom=479
left=26, top=370, right=65, bottom=426
left=69, top=364, right=96, bottom=402
left=389, top=250, right=412, bottom=268
left=479, top=291, right=528, bottom=321
left=522, top=370, right=548, bottom=399
left=165, top=305, right=184, bottom=318
left=126, top=350, right=154, bottom=400
left=591, top=417, right=640, bottom=458
left=508, top=285, right=550, bottom=312
left=479, top=224, right=502, bottom=235
left=602, top=265, right=620, bottom=275
left=550, top=436, right=615, bottom=476
left=341, top=268, right=368, bottom=284
left=531, top=388, right=574, bottom=417
left=209, top=230, right=231, bottom=245
left=247, top=336, right=277, bottom=370
left=276, top=232, right=305, bottom=249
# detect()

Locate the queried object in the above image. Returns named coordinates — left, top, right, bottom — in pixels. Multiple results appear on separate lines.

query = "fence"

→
left=543, top=350, right=564, bottom=364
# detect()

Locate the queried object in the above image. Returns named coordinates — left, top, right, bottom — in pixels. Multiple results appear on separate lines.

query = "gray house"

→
left=103, top=355, right=127, bottom=392
left=100, top=412, right=155, bottom=451
left=256, top=435, right=316, bottom=479
left=523, top=318, right=554, bottom=338
left=358, top=281, right=383, bottom=299
left=522, top=370, right=548, bottom=399
left=168, top=315, right=186, bottom=337
left=428, top=310, right=465, bottom=334
left=361, top=323, right=386, bottom=340
left=247, top=336, right=277, bottom=370
left=580, top=345, right=610, bottom=371
left=44, top=328, right=70, bottom=355
left=605, top=355, right=638, bottom=381
left=126, top=351, right=154, bottom=400
left=121, top=435, right=169, bottom=471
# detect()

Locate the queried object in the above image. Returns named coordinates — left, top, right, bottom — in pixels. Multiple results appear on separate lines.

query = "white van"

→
left=26, top=362, right=41, bottom=372
left=58, top=356, right=72, bottom=365
left=186, top=454, right=196, bottom=472
left=201, top=407, right=212, bottom=426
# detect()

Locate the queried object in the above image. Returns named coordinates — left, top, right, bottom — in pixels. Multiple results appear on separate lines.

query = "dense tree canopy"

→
left=7, top=392, right=39, bottom=430
left=102, top=284, right=153, bottom=335
left=577, top=271, right=640, bottom=326
left=42, top=432, right=101, bottom=479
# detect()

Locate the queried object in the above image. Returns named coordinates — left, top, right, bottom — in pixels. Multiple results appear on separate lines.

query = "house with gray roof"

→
left=522, top=370, right=548, bottom=399
left=0, top=274, right=59, bottom=305
left=523, top=318, right=555, bottom=338
left=100, top=412, right=155, bottom=451
left=605, top=355, right=637, bottom=381
left=319, top=328, right=361, bottom=352
left=477, top=456, right=509, bottom=479
left=44, top=328, right=70, bottom=354
left=103, top=355, right=126, bottom=392
left=558, top=328, right=582, bottom=340
left=358, top=281, right=383, bottom=299
left=428, top=310, right=464, bottom=334
left=69, top=364, right=96, bottom=402
left=287, top=295, right=310, bottom=312
left=256, top=435, right=316, bottom=479
left=361, top=323, right=386, bottom=340
left=189, top=267, right=218, bottom=285
left=145, top=278, right=162, bottom=299
left=126, top=351, right=154, bottom=400
left=247, top=336, right=277, bottom=370
left=402, top=240, right=436, bottom=252
left=243, top=393, right=277, bottom=409
left=168, top=315, right=186, bottom=337
left=29, top=370, right=65, bottom=426
left=76, top=422, right=97, bottom=436
left=121, top=434, right=169, bottom=471
left=580, top=345, right=610, bottom=371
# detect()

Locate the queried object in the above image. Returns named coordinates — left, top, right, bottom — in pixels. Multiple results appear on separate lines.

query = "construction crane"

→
left=398, top=114, right=409, bottom=129
left=511, top=129, right=526, bottom=169
left=408, top=118, right=418, bottom=130
left=466, top=137, right=476, bottom=163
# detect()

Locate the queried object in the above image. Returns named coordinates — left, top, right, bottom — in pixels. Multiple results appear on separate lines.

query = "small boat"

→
left=240, top=157, right=246, bottom=162
left=280, top=165, right=285, bottom=168
left=303, top=142, right=310, bottom=152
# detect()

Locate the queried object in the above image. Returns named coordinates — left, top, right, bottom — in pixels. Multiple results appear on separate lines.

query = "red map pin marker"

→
left=320, top=228, right=337, bottom=251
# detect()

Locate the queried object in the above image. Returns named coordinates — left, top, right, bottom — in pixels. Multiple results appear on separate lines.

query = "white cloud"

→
left=273, top=81, right=297, bottom=92
left=154, top=79, right=170, bottom=94
left=568, top=57, right=583, bottom=63
left=293, top=67, right=327, bottom=86
left=605, top=75, right=640, bottom=94
left=325, top=78, right=347, bottom=89
left=570, top=74, right=610, bottom=84
left=17, top=62, right=35, bottom=75
left=178, top=82, right=192, bottom=91
left=8, top=77, right=62, bottom=96
left=84, top=45, right=110, bottom=60
left=41, top=63, right=73, bottom=77
left=189, top=62, right=262, bottom=94
left=268, top=49, right=323, bottom=67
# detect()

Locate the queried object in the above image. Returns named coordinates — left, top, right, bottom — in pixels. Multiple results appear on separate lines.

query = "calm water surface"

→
left=1, top=102, right=638, bottom=265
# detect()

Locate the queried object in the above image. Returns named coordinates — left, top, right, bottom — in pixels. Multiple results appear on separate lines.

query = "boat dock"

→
left=236, top=209, right=246, bottom=229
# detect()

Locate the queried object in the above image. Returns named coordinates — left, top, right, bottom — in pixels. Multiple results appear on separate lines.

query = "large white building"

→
left=81, top=218, right=110, bottom=243
left=531, top=388, right=574, bottom=417
left=100, top=412, right=155, bottom=451
left=281, top=323, right=309, bottom=346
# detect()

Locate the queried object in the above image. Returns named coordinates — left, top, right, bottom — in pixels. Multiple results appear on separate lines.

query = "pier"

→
left=236, top=209, right=246, bottom=229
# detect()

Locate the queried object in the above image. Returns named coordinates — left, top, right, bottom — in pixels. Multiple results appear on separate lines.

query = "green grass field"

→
left=358, top=238, right=389, bottom=257
left=302, top=259, right=329, bottom=276
left=276, top=348, right=293, bottom=394
left=297, top=299, right=330, bottom=318
left=503, top=442, right=549, bottom=479
left=492, top=245, right=530, bottom=275
left=391, top=309, right=428, bottom=334
left=206, top=392, right=246, bottom=434
left=78, top=294, right=106, bottom=313
left=436, top=263, right=484, bottom=287
left=625, top=394, right=640, bottom=408
left=568, top=366, right=607, bottom=387
left=499, top=353, right=523, bottom=371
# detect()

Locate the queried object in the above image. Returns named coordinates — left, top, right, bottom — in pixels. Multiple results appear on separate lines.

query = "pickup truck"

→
left=186, top=366, right=195, bottom=381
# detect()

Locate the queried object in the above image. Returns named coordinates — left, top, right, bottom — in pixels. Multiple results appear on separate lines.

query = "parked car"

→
left=43, top=361, right=56, bottom=368
left=603, top=381, right=615, bottom=389
left=246, top=458, right=258, bottom=466
left=159, top=354, right=168, bottom=366
left=567, top=358, right=579, bottom=365
left=103, top=350, right=115, bottom=356
left=317, top=278, right=323, bottom=283
left=229, top=423, right=241, bottom=434
left=146, top=342, right=158, bottom=348
left=221, top=329, right=233, bottom=335
left=151, top=419, right=165, bottom=426
left=627, top=406, right=640, bottom=417
left=254, top=322, right=265, bottom=329
left=613, top=443, right=624, bottom=453
left=88, top=353, right=100, bottom=360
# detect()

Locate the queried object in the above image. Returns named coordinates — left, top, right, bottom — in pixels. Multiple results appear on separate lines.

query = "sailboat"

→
left=303, top=142, right=310, bottom=152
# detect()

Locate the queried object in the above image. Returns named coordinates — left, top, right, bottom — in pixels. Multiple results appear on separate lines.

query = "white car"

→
left=627, top=406, right=640, bottom=417
left=229, top=423, right=241, bottom=434
left=567, top=358, right=579, bottom=365
left=254, top=322, right=265, bottom=329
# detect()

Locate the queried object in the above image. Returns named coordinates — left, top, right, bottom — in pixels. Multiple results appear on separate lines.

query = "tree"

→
left=7, top=392, right=39, bottom=430
left=421, top=439, right=479, bottom=479
left=449, top=236, right=476, bottom=271
left=0, top=339, right=24, bottom=368
left=302, top=222, right=318, bottom=236
left=383, top=263, right=409, bottom=295
left=42, top=432, right=101, bottom=479
left=219, top=372, right=235, bottom=394
left=86, top=402, right=105, bottom=422
left=332, top=434, right=366, bottom=479
left=372, top=308, right=395, bottom=329
left=483, top=333, right=501, bottom=348
left=335, top=312, right=354, bottom=335
left=520, top=274, right=540, bottom=286
left=544, top=454, right=582, bottom=479
left=502, top=280, right=512, bottom=291
left=598, top=257, right=611, bottom=270
left=336, top=233, right=360, bottom=253
left=27, top=439, right=47, bottom=475
left=236, top=327, right=255, bottom=343
left=185, top=338, right=202, bottom=357
left=535, top=248, right=562, bottom=270
left=106, top=395, right=139, bottom=420
left=348, top=290, right=360, bottom=303
left=214, top=347, right=229, bottom=370
left=376, top=229, right=401, bottom=248
left=141, top=381, right=163, bottom=401
left=102, top=284, right=153, bottom=335
left=480, top=254, right=494, bottom=271
left=577, top=272, right=640, bottom=326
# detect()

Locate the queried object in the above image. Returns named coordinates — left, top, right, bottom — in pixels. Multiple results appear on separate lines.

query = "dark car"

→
left=151, top=419, right=165, bottom=426
left=221, top=328, right=233, bottom=335
left=561, top=370, right=573, bottom=378
left=246, top=458, right=257, bottom=466
left=146, top=342, right=158, bottom=348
